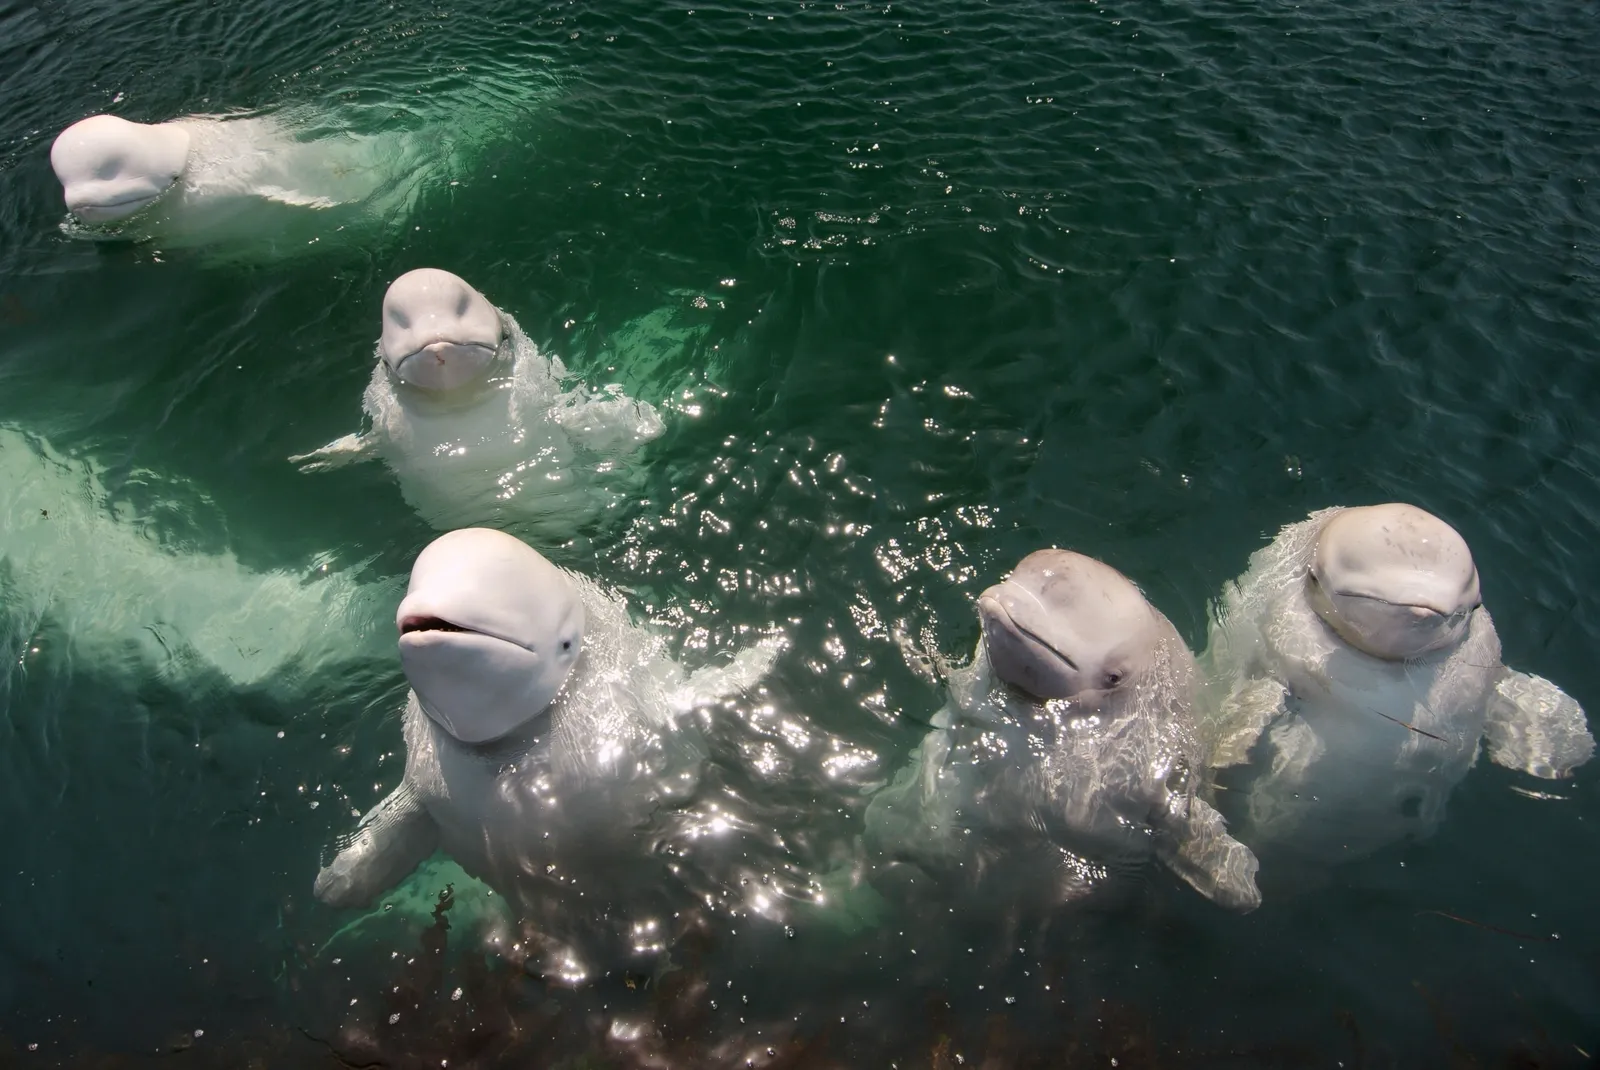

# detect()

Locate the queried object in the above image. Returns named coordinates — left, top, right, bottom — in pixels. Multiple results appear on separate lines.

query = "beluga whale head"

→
left=977, top=549, right=1162, bottom=706
left=380, top=268, right=505, bottom=392
left=397, top=528, right=584, bottom=745
left=50, top=115, right=191, bottom=224
left=1308, top=503, right=1481, bottom=661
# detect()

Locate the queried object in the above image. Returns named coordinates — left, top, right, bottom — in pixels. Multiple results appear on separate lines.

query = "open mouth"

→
left=399, top=615, right=472, bottom=636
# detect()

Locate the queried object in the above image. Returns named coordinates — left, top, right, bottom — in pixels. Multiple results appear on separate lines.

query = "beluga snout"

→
left=395, top=527, right=584, bottom=745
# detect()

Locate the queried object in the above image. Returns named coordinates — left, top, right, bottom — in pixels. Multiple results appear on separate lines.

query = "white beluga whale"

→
left=290, top=269, right=665, bottom=540
left=866, top=549, right=1262, bottom=912
left=49, top=109, right=440, bottom=254
left=1199, top=504, right=1595, bottom=865
left=0, top=425, right=392, bottom=693
left=313, top=528, right=781, bottom=978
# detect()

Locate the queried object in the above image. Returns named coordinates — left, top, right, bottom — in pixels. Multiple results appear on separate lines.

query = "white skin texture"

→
left=1200, top=505, right=1594, bottom=865
left=867, top=549, right=1262, bottom=913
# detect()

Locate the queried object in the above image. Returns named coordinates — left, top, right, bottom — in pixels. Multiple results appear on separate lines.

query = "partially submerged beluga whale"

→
left=314, top=528, right=781, bottom=979
left=1200, top=504, right=1594, bottom=865
left=867, top=549, right=1262, bottom=912
left=290, top=269, right=665, bottom=541
left=49, top=111, right=437, bottom=252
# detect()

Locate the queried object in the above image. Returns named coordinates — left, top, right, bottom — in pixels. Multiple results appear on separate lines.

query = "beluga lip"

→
left=76, top=195, right=158, bottom=212
left=980, top=588, right=1077, bottom=670
left=394, top=339, right=498, bottom=370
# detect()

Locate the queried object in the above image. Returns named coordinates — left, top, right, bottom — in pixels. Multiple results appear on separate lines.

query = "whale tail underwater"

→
left=0, top=426, right=395, bottom=697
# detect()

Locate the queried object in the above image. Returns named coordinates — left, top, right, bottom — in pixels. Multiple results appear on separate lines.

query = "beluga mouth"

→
left=399, top=615, right=471, bottom=636
left=73, top=194, right=161, bottom=215
left=378, top=268, right=505, bottom=392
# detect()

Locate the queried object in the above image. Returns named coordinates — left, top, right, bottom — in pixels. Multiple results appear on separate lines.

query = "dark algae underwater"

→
left=1, top=0, right=1598, bottom=1065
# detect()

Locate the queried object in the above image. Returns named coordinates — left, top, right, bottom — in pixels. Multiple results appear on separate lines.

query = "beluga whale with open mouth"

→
left=313, top=528, right=781, bottom=979
left=866, top=549, right=1262, bottom=913
left=1199, top=504, right=1594, bottom=867
left=290, top=269, right=665, bottom=541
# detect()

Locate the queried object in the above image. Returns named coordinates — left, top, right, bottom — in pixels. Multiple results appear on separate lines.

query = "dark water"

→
left=1, top=0, right=1598, bottom=1064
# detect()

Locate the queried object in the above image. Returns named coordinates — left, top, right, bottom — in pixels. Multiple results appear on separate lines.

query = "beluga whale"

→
left=866, top=549, right=1262, bottom=913
left=49, top=109, right=442, bottom=255
left=290, top=269, right=665, bottom=542
left=1199, top=504, right=1595, bottom=866
left=313, top=528, right=781, bottom=979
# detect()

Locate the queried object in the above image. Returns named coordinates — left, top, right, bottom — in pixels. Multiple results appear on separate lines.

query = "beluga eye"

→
left=1103, top=670, right=1124, bottom=688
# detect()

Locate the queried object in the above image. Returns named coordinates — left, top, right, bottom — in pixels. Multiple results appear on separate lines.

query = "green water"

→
left=1, top=0, right=1598, bottom=1063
